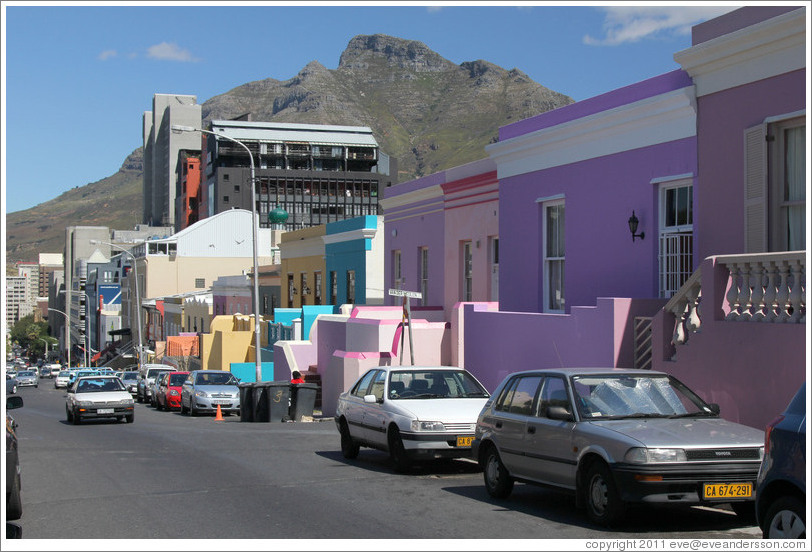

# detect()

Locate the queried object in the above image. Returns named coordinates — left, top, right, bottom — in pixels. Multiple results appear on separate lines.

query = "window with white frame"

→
left=393, top=249, right=403, bottom=288
left=543, top=201, right=565, bottom=313
left=659, top=180, right=694, bottom=298
left=461, top=241, right=473, bottom=302
left=418, top=247, right=429, bottom=306
left=745, top=114, right=806, bottom=252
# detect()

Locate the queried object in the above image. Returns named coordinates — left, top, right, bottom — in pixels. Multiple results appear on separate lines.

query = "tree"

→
left=10, top=314, right=52, bottom=359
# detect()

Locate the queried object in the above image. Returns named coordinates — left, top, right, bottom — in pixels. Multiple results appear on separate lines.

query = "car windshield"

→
left=76, top=378, right=126, bottom=393
left=571, top=374, right=716, bottom=420
left=195, top=373, right=238, bottom=385
left=147, top=369, right=171, bottom=378
left=169, top=373, right=189, bottom=386
left=18, top=371, right=35, bottom=377
left=388, top=370, right=489, bottom=399
left=121, top=372, right=138, bottom=382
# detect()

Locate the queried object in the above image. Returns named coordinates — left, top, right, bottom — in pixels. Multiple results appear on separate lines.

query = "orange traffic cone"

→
left=214, top=404, right=224, bottom=422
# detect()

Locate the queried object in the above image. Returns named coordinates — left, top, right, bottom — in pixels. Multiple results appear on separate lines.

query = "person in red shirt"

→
left=290, top=370, right=305, bottom=384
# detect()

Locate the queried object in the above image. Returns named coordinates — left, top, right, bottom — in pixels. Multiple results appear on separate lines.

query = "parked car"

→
left=756, top=383, right=806, bottom=539
left=137, top=365, right=176, bottom=403
left=335, top=366, right=491, bottom=471
left=180, top=370, right=240, bottom=416
left=6, top=395, right=24, bottom=521
left=67, top=369, right=99, bottom=388
left=65, top=375, right=135, bottom=424
left=156, top=371, right=190, bottom=411
left=15, top=370, right=38, bottom=388
left=472, top=368, right=765, bottom=526
left=54, top=370, right=72, bottom=389
left=6, top=373, right=18, bottom=395
left=119, top=371, right=139, bottom=397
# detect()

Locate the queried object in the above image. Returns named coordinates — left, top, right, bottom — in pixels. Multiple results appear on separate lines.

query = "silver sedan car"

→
left=473, top=368, right=765, bottom=526
left=180, top=370, right=240, bottom=416
left=14, top=370, right=38, bottom=388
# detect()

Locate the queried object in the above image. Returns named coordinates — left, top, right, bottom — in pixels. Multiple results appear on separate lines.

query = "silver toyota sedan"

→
left=472, top=368, right=765, bottom=526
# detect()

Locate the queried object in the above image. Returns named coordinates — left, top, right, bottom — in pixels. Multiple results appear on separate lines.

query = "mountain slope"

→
left=5, top=34, right=573, bottom=266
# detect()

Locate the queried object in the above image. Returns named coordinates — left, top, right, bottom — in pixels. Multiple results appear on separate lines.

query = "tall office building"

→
left=142, top=94, right=202, bottom=228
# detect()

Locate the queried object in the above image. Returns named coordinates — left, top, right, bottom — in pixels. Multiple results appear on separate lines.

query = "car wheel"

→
left=116, top=416, right=124, bottom=423
left=387, top=425, right=411, bottom=472
left=126, top=414, right=134, bottom=424
left=180, top=399, right=188, bottom=415
left=137, top=390, right=143, bottom=403
left=189, top=399, right=197, bottom=417
left=585, top=461, right=625, bottom=526
left=340, top=419, right=360, bottom=459
left=72, top=408, right=82, bottom=425
left=483, top=446, right=514, bottom=499
left=66, top=404, right=73, bottom=422
left=763, top=496, right=805, bottom=539
left=7, top=471, right=22, bottom=521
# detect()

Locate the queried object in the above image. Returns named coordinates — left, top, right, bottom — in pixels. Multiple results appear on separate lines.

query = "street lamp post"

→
left=47, top=308, right=71, bottom=367
left=172, top=124, right=263, bottom=383
left=91, top=240, right=143, bottom=367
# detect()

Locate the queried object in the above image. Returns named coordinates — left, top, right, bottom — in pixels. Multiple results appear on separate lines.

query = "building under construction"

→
left=199, top=119, right=397, bottom=231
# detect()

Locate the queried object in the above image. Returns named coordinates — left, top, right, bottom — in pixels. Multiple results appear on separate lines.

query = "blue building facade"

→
left=324, top=215, right=384, bottom=307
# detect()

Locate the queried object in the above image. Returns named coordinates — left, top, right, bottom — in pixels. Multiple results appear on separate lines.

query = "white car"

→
left=335, top=366, right=490, bottom=471
left=65, top=375, right=135, bottom=424
left=54, top=370, right=72, bottom=389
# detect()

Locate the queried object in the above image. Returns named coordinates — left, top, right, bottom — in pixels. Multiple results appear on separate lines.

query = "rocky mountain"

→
left=5, top=34, right=573, bottom=267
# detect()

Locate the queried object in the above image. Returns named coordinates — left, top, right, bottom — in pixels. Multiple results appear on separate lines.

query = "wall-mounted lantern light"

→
left=628, top=210, right=645, bottom=242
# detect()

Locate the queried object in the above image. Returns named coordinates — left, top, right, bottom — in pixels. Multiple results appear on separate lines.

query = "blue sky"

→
left=2, top=2, right=741, bottom=215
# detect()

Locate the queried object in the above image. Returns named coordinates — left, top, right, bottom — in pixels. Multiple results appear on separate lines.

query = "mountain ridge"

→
left=6, top=33, right=573, bottom=267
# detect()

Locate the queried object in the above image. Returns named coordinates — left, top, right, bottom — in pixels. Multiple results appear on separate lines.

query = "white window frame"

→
left=542, top=199, right=565, bottom=313
left=769, top=116, right=806, bottom=251
left=461, top=241, right=473, bottom=302
left=657, top=178, right=694, bottom=298
left=418, top=247, right=429, bottom=306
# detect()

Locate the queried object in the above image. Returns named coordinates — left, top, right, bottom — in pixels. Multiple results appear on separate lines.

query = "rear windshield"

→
left=147, top=368, right=172, bottom=378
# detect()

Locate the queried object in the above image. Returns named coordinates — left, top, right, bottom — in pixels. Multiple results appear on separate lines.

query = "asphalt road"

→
left=8, top=383, right=762, bottom=543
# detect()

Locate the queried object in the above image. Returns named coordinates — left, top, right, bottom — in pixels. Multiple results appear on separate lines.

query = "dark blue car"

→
left=756, top=383, right=806, bottom=539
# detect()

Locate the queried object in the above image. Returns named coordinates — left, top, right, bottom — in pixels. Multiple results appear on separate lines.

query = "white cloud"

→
left=98, top=50, right=117, bottom=61
left=584, top=6, right=739, bottom=46
left=146, top=42, right=199, bottom=62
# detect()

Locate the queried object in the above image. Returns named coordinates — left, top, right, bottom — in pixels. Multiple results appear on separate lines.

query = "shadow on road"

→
left=315, top=449, right=482, bottom=477
left=442, top=482, right=759, bottom=535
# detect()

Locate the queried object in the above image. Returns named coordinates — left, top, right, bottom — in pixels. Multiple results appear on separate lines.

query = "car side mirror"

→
left=547, top=405, right=574, bottom=422
left=363, top=394, right=379, bottom=404
left=6, top=395, right=23, bottom=410
left=707, top=403, right=721, bottom=415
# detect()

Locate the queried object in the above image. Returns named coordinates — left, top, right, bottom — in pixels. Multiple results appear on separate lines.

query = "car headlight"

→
left=195, top=390, right=208, bottom=398
left=169, top=390, right=180, bottom=396
left=76, top=400, right=95, bottom=408
left=625, top=447, right=687, bottom=464
left=411, top=420, right=446, bottom=432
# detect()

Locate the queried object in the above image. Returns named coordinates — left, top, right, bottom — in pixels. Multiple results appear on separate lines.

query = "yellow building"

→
left=280, top=225, right=327, bottom=309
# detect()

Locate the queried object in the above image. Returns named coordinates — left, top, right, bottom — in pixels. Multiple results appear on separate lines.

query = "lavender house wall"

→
left=489, top=70, right=697, bottom=314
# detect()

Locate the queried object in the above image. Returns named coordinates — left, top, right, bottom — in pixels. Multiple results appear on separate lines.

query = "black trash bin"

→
left=252, top=382, right=272, bottom=422
left=238, top=383, right=255, bottom=422
left=289, top=383, right=319, bottom=421
left=266, top=382, right=292, bottom=422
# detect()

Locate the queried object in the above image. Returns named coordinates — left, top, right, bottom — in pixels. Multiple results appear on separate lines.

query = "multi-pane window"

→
left=461, top=241, right=473, bottom=302
left=393, top=249, right=402, bottom=288
left=347, top=270, right=356, bottom=304
left=419, top=247, right=429, bottom=306
left=543, top=201, right=565, bottom=312
left=775, top=121, right=806, bottom=250
left=300, top=273, right=308, bottom=306
left=330, top=271, right=337, bottom=305
left=314, top=272, right=322, bottom=305
left=659, top=181, right=694, bottom=298
left=287, top=274, right=294, bottom=308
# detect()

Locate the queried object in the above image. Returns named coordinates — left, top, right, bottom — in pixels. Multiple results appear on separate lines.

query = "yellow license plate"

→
left=703, top=483, right=752, bottom=499
left=456, top=436, right=474, bottom=447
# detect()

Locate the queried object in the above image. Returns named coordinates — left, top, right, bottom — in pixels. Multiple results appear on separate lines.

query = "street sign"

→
left=388, top=289, right=423, bottom=299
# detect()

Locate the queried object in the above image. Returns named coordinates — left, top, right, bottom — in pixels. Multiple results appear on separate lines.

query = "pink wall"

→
left=461, top=298, right=666, bottom=392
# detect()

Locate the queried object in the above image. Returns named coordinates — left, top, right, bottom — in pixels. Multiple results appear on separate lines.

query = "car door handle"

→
left=527, top=426, right=536, bottom=434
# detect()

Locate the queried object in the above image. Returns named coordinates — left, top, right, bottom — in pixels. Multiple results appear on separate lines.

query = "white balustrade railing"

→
left=665, top=251, right=805, bottom=347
